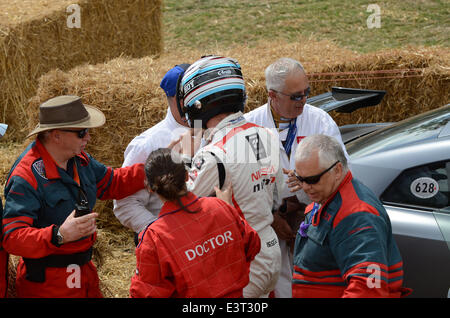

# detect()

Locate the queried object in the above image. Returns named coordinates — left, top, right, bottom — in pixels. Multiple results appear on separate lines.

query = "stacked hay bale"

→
left=0, top=0, right=162, bottom=141
left=309, top=46, right=450, bottom=126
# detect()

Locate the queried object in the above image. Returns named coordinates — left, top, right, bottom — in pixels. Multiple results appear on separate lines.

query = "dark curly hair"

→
left=144, top=148, right=198, bottom=213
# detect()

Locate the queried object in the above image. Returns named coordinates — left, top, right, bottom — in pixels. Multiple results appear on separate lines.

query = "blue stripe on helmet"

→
left=186, top=83, right=245, bottom=107
left=182, top=63, right=241, bottom=86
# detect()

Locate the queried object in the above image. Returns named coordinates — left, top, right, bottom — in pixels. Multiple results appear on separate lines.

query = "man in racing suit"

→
left=174, top=56, right=284, bottom=298
left=2, top=96, right=146, bottom=298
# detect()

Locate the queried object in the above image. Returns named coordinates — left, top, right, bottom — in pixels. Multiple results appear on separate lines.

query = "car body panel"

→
left=349, top=138, right=450, bottom=197
left=339, top=123, right=394, bottom=143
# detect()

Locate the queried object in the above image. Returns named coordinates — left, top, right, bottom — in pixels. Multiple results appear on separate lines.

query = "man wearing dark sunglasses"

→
left=2, top=95, right=147, bottom=298
left=291, top=135, right=410, bottom=298
left=244, top=57, right=349, bottom=298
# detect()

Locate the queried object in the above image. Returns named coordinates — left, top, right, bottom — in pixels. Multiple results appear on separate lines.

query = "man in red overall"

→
left=2, top=96, right=146, bottom=297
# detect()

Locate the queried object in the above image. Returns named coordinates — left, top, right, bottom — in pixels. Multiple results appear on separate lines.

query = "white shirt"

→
left=113, top=108, right=190, bottom=233
left=244, top=102, right=350, bottom=204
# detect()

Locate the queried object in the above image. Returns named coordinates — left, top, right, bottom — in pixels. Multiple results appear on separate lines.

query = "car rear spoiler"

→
left=307, top=87, right=386, bottom=113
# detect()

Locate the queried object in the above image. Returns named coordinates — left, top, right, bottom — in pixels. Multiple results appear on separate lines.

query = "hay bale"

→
left=308, top=46, right=450, bottom=126
left=0, top=0, right=162, bottom=141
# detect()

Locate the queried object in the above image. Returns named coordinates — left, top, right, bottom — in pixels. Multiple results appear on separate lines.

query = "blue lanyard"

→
left=298, top=203, right=319, bottom=238
left=283, top=119, right=297, bottom=157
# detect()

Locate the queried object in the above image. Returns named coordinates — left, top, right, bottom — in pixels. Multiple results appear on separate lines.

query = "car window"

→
left=347, top=106, right=450, bottom=159
left=381, top=160, right=450, bottom=210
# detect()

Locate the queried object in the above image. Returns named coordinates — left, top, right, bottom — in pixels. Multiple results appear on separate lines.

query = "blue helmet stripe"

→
left=182, top=63, right=240, bottom=86
left=186, top=83, right=245, bottom=107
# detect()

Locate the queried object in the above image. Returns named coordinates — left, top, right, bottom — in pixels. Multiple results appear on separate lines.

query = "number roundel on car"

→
left=409, top=177, right=440, bottom=199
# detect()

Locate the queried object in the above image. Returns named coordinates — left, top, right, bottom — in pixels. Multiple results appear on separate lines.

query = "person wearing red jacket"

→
left=129, top=148, right=261, bottom=298
left=290, top=135, right=411, bottom=297
left=2, top=96, right=146, bottom=298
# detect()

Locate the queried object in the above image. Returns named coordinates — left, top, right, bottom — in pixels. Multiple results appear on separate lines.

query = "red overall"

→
left=2, top=139, right=146, bottom=297
left=130, top=192, right=261, bottom=298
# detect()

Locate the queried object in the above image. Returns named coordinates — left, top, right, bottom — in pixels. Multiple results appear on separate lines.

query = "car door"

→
left=380, top=160, right=450, bottom=298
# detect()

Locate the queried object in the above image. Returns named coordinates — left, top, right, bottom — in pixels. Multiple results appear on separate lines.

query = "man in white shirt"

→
left=244, top=57, right=349, bottom=298
left=113, top=64, right=190, bottom=239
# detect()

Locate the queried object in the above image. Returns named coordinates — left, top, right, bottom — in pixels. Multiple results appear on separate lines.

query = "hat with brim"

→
left=26, top=95, right=106, bottom=138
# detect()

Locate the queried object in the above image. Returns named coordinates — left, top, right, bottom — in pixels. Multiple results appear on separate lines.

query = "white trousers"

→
left=273, top=239, right=293, bottom=298
left=243, top=226, right=281, bottom=298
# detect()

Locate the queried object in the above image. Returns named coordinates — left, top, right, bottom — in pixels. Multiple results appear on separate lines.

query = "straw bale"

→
left=309, top=46, right=450, bottom=126
left=0, top=0, right=162, bottom=141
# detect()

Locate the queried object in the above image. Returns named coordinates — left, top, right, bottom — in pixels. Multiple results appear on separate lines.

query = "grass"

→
left=162, top=0, right=449, bottom=53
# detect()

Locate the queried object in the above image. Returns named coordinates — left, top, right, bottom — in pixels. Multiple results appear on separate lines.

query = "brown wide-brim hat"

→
left=26, top=95, right=106, bottom=138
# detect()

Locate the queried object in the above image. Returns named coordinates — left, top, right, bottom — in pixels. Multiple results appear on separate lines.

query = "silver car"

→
left=309, top=88, right=450, bottom=298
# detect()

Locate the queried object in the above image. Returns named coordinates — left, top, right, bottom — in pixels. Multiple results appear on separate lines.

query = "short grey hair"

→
left=265, top=57, right=305, bottom=92
left=295, top=135, right=348, bottom=173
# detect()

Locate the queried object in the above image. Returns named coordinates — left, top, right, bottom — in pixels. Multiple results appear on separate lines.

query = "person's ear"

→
left=50, top=130, right=61, bottom=143
left=268, top=89, right=277, bottom=100
left=335, top=162, right=343, bottom=181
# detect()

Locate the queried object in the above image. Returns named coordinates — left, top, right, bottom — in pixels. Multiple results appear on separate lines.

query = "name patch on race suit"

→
left=410, top=177, right=439, bottom=199
left=245, top=133, right=267, bottom=160
left=32, top=159, right=47, bottom=180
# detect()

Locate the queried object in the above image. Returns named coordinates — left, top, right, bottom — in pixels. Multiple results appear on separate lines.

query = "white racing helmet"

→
left=176, top=55, right=247, bottom=128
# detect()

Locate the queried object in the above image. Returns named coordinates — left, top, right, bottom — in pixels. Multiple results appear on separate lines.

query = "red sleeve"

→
left=129, top=229, right=175, bottom=298
left=342, top=262, right=390, bottom=298
left=2, top=216, right=95, bottom=258
left=97, top=163, right=146, bottom=200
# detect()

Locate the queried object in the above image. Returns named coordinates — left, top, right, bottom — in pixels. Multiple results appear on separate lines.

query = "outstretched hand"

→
left=283, top=168, right=303, bottom=193
left=215, top=183, right=233, bottom=205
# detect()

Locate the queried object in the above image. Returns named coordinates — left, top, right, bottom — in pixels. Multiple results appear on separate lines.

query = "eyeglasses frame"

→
left=59, top=128, right=89, bottom=139
left=271, top=86, right=311, bottom=101
left=295, top=160, right=340, bottom=185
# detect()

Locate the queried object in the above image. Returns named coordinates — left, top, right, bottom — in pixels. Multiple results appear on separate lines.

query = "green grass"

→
left=162, top=0, right=449, bottom=52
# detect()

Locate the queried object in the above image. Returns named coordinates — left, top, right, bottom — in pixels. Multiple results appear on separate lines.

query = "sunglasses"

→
left=295, top=160, right=339, bottom=185
left=60, top=128, right=89, bottom=138
left=272, top=87, right=311, bottom=101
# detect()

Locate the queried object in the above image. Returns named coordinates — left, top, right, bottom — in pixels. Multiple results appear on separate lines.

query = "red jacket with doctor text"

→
left=130, top=192, right=261, bottom=298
